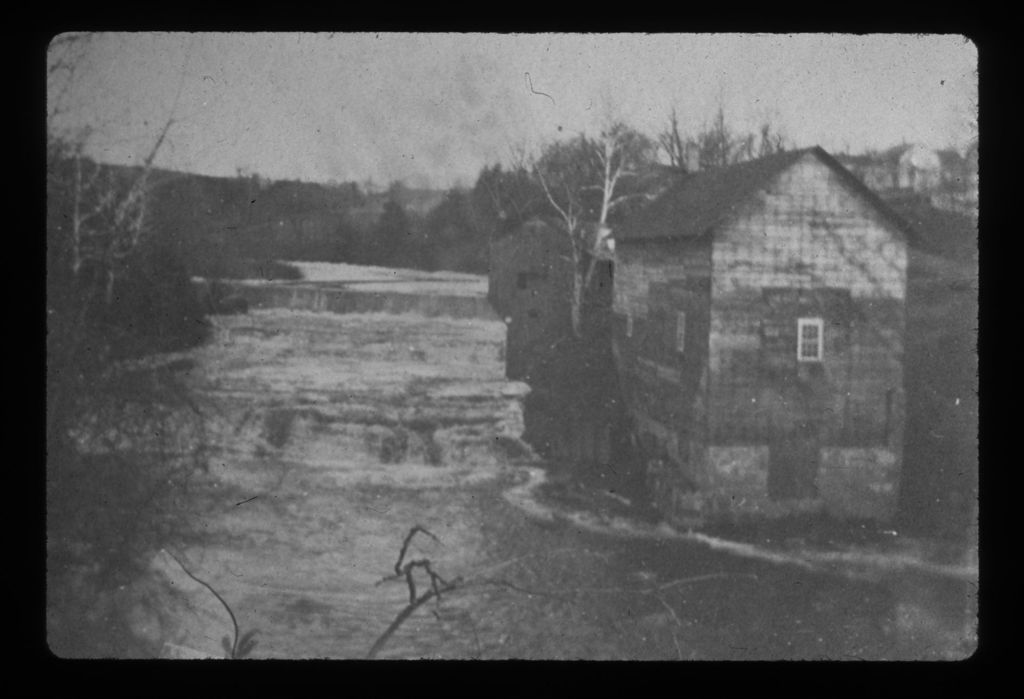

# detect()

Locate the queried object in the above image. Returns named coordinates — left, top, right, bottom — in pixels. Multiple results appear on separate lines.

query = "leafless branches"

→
left=531, top=124, right=660, bottom=336
left=657, top=105, right=789, bottom=173
left=47, top=33, right=188, bottom=448
left=369, top=525, right=463, bottom=659
left=589, top=122, right=658, bottom=227
left=659, top=108, right=689, bottom=173
left=48, top=31, right=190, bottom=311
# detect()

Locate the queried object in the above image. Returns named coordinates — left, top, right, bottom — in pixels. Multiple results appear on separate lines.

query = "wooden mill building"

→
left=612, top=147, right=909, bottom=522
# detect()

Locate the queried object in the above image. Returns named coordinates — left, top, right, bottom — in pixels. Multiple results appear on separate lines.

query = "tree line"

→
left=61, top=165, right=488, bottom=278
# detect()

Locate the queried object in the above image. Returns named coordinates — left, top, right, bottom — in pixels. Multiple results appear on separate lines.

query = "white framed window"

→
left=675, top=311, right=686, bottom=353
left=797, top=317, right=824, bottom=362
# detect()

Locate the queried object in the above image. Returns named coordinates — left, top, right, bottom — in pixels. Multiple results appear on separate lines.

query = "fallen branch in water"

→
left=367, top=573, right=462, bottom=659
left=393, top=525, right=439, bottom=577
left=368, top=526, right=462, bottom=659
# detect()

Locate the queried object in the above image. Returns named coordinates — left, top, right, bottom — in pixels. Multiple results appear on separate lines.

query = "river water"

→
left=81, top=305, right=975, bottom=660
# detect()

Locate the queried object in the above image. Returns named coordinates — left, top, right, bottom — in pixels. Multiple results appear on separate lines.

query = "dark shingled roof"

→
left=616, top=146, right=913, bottom=243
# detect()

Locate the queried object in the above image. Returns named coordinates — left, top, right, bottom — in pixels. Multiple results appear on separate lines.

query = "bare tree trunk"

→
left=659, top=108, right=688, bottom=173
left=571, top=265, right=583, bottom=337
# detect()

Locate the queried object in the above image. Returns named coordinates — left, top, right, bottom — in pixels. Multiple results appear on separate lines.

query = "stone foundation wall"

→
left=705, top=446, right=770, bottom=506
left=818, top=447, right=900, bottom=520
left=650, top=444, right=899, bottom=525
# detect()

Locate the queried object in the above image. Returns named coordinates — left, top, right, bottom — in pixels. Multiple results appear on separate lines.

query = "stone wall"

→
left=818, top=447, right=900, bottom=520
left=652, top=444, right=900, bottom=524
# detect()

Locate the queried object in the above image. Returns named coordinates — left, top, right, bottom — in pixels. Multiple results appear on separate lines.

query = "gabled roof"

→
left=834, top=152, right=883, bottom=169
left=617, top=146, right=913, bottom=243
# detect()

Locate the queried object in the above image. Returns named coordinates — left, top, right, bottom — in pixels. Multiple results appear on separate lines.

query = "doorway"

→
left=768, top=420, right=822, bottom=500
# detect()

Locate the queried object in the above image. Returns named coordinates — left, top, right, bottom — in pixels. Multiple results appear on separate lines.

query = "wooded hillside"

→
left=81, top=162, right=489, bottom=279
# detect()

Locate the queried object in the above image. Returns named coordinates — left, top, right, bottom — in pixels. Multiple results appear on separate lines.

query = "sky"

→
left=47, top=33, right=978, bottom=189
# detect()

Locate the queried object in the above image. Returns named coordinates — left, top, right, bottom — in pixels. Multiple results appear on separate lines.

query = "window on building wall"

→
left=675, top=311, right=686, bottom=353
left=797, top=317, right=824, bottom=361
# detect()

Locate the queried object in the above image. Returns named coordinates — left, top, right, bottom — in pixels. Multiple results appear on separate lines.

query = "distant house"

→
left=613, top=147, right=910, bottom=522
left=896, top=144, right=942, bottom=192
left=836, top=145, right=905, bottom=193
left=838, top=143, right=977, bottom=216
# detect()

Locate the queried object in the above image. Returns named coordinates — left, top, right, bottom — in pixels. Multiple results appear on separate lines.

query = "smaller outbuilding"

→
left=488, top=220, right=613, bottom=380
left=488, top=221, right=575, bottom=381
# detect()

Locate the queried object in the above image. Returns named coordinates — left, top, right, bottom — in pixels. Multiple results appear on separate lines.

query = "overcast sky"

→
left=47, top=33, right=978, bottom=189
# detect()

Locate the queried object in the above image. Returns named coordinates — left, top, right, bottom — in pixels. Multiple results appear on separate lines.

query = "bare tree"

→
left=47, top=33, right=184, bottom=456
left=696, top=106, right=736, bottom=171
left=661, top=105, right=790, bottom=174
left=48, top=33, right=182, bottom=311
left=533, top=136, right=590, bottom=334
left=658, top=108, right=690, bottom=174
left=590, top=122, right=658, bottom=229
left=534, top=122, right=659, bottom=336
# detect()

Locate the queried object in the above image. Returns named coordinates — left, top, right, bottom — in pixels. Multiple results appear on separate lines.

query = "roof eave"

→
left=812, top=148, right=919, bottom=244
